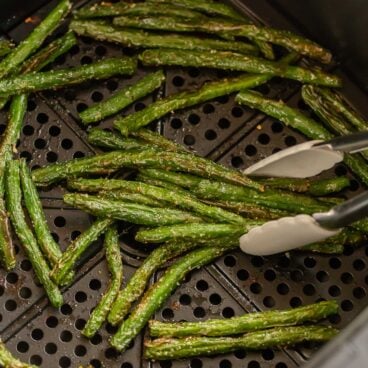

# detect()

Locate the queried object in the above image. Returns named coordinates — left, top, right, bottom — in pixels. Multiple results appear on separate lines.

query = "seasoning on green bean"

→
left=135, top=223, right=259, bottom=244
left=80, top=71, right=165, bottom=124
left=74, top=2, right=204, bottom=20
left=19, top=160, right=62, bottom=266
left=114, top=53, right=298, bottom=135
left=82, top=225, right=123, bottom=338
left=140, top=49, right=339, bottom=87
left=110, top=244, right=237, bottom=352
left=0, top=0, right=71, bottom=79
left=5, top=160, right=63, bottom=307
left=0, top=95, right=27, bottom=270
left=70, top=20, right=259, bottom=55
left=63, top=193, right=204, bottom=225
left=144, top=325, right=338, bottom=360
left=67, top=178, right=246, bottom=224
left=108, top=240, right=214, bottom=326
left=32, top=148, right=262, bottom=190
left=0, top=57, right=136, bottom=97
left=0, top=40, right=14, bottom=58
left=149, top=300, right=338, bottom=337
left=50, top=218, right=113, bottom=286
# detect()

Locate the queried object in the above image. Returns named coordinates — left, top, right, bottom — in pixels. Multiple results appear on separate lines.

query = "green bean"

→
left=19, top=160, right=62, bottom=266
left=0, top=57, right=136, bottom=97
left=114, top=52, right=298, bottom=135
left=5, top=160, right=63, bottom=307
left=140, top=49, right=339, bottom=87
left=137, top=16, right=331, bottom=63
left=318, top=88, right=368, bottom=132
left=135, top=223, right=259, bottom=244
left=82, top=225, right=123, bottom=338
left=144, top=325, right=338, bottom=360
left=0, top=40, right=14, bottom=58
left=108, top=240, right=213, bottom=325
left=0, top=95, right=27, bottom=270
left=146, top=0, right=247, bottom=21
left=67, top=178, right=246, bottom=224
left=149, top=300, right=338, bottom=337
left=110, top=244, right=237, bottom=352
left=0, top=340, right=37, bottom=368
left=99, top=190, right=164, bottom=208
left=87, top=128, right=144, bottom=151
left=130, top=129, right=188, bottom=153
left=70, top=20, right=259, bottom=55
left=80, top=71, right=165, bottom=124
left=74, top=2, right=204, bottom=20
left=0, top=0, right=71, bottom=79
left=50, top=218, right=113, bottom=286
left=0, top=31, right=78, bottom=110
left=63, top=193, right=204, bottom=225
left=236, top=90, right=333, bottom=140
left=32, top=148, right=261, bottom=190
left=259, top=176, right=350, bottom=196
left=301, top=85, right=368, bottom=185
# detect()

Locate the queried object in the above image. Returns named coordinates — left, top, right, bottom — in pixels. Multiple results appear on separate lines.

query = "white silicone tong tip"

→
left=244, top=140, right=344, bottom=178
left=239, top=215, right=340, bottom=256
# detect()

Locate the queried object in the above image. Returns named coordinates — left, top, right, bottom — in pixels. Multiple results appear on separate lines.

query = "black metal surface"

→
left=0, top=1, right=367, bottom=367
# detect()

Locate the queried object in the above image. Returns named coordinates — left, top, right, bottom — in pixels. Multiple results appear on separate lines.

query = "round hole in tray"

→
left=219, top=359, right=232, bottom=368
left=289, top=297, right=302, bottom=308
left=264, top=269, right=276, bottom=281
left=328, top=285, right=341, bottom=297
left=89, top=279, right=102, bottom=291
left=17, top=341, right=29, bottom=353
left=49, top=125, right=61, bottom=137
left=95, top=45, right=107, bottom=56
left=183, top=135, right=195, bottom=146
left=5, top=299, right=17, bottom=311
left=134, top=102, right=146, bottom=112
left=6, top=272, right=18, bottom=284
left=196, top=279, right=208, bottom=291
left=30, top=355, right=42, bottom=365
left=162, top=308, right=174, bottom=320
left=234, top=349, right=246, bottom=359
left=45, top=342, right=57, bottom=354
left=121, top=363, right=133, bottom=368
left=258, top=133, right=270, bottom=145
left=75, top=318, right=86, bottom=330
left=205, top=129, right=217, bottom=140
left=271, top=121, right=283, bottom=133
left=303, top=284, right=316, bottom=296
left=218, top=117, right=230, bottom=129
left=193, top=307, right=206, bottom=318
left=262, top=349, right=275, bottom=360
left=60, top=330, right=73, bottom=343
left=61, top=138, right=73, bottom=150
left=19, top=287, right=32, bottom=299
left=231, top=106, right=243, bottom=118
left=190, top=358, right=202, bottom=368
left=91, top=91, right=103, bottom=102
left=23, top=125, right=34, bottom=136
left=203, top=103, right=215, bottom=114
left=60, top=303, right=73, bottom=315
left=263, top=296, right=275, bottom=308
left=31, top=328, right=44, bottom=341
left=224, top=255, right=236, bottom=267
left=341, top=299, right=354, bottom=312
left=179, top=294, right=191, bottom=305
left=59, top=356, right=71, bottom=368
left=90, top=359, right=102, bottom=368
left=316, top=270, right=329, bottom=283
left=245, top=144, right=257, bottom=156
left=277, top=283, right=289, bottom=295
left=75, top=291, right=87, bottom=303
left=188, top=113, right=200, bottom=125
left=54, top=216, right=66, bottom=227
left=46, top=316, right=58, bottom=328
left=172, top=76, right=184, bottom=87
left=231, top=156, right=244, bottom=168
left=250, top=282, right=262, bottom=294
left=71, top=230, right=81, bottom=240
left=341, top=272, right=354, bottom=284
left=47, top=151, right=58, bottom=163
left=248, top=361, right=260, bottom=368
left=275, top=363, right=288, bottom=368
left=37, top=112, right=48, bottom=124
left=75, top=344, right=87, bottom=357
left=237, top=269, right=249, bottom=281
left=170, top=118, right=182, bottom=129
left=90, top=333, right=102, bottom=345
left=209, top=293, right=222, bottom=305
left=222, top=307, right=235, bottom=318
left=76, top=103, right=88, bottom=113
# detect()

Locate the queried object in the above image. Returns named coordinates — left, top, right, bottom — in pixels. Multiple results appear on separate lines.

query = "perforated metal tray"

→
left=1, top=1, right=368, bottom=367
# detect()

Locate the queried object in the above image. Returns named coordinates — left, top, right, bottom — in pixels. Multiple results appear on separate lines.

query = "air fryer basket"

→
left=0, top=0, right=367, bottom=367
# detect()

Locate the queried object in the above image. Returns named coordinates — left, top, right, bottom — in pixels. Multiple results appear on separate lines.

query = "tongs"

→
left=240, top=131, right=368, bottom=256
